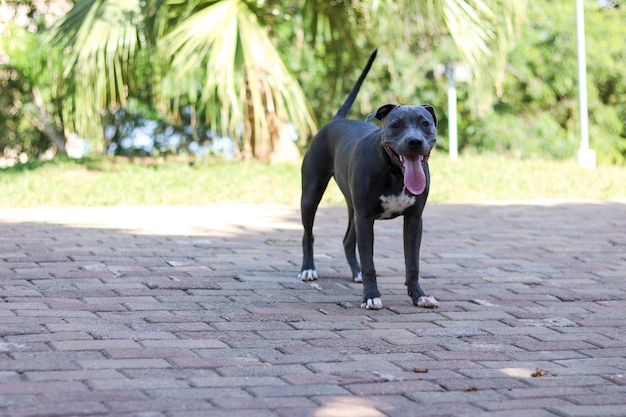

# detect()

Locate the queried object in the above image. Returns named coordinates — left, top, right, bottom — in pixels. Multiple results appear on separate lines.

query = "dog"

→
left=298, top=49, right=439, bottom=310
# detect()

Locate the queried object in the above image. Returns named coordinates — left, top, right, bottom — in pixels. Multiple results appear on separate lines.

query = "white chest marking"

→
left=378, top=192, right=416, bottom=219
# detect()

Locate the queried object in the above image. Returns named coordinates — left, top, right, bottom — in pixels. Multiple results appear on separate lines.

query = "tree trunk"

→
left=31, top=86, right=67, bottom=156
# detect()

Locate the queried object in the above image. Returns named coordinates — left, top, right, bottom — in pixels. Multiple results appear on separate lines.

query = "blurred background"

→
left=0, top=0, right=624, bottom=166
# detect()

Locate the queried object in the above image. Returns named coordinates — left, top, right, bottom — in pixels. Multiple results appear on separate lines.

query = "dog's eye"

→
left=391, top=122, right=401, bottom=128
left=421, top=121, right=429, bottom=127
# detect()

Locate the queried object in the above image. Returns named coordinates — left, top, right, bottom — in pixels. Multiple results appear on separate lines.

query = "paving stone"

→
left=24, top=369, right=124, bottom=381
left=78, top=358, right=172, bottom=370
left=106, top=399, right=215, bottom=414
left=249, top=383, right=350, bottom=397
left=4, top=401, right=110, bottom=417
left=170, top=411, right=276, bottom=417
left=0, top=381, right=89, bottom=395
left=88, top=377, right=189, bottom=390
left=0, top=202, right=625, bottom=416
left=475, top=397, right=575, bottom=411
left=190, top=376, right=285, bottom=388
left=548, top=405, right=626, bottom=417
left=146, top=387, right=252, bottom=400
left=344, top=379, right=442, bottom=395
left=406, top=389, right=509, bottom=404
left=217, top=364, right=313, bottom=378
left=566, top=393, right=626, bottom=406
left=50, top=339, right=142, bottom=351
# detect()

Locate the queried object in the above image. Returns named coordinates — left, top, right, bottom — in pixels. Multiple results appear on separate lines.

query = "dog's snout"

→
left=407, top=138, right=424, bottom=149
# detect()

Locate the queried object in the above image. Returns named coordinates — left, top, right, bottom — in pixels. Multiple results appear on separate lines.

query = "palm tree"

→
left=49, top=0, right=526, bottom=158
left=157, top=0, right=316, bottom=161
left=51, top=0, right=146, bottom=152
left=51, top=0, right=316, bottom=160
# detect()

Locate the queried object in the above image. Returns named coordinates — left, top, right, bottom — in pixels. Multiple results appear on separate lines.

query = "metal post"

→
left=446, top=64, right=458, bottom=160
left=575, top=0, right=596, bottom=168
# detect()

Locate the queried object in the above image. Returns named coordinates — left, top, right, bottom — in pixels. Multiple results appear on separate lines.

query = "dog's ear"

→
left=421, top=104, right=437, bottom=127
left=366, top=104, right=398, bottom=123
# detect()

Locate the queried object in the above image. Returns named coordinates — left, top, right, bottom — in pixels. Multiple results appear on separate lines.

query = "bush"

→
left=465, top=112, right=577, bottom=159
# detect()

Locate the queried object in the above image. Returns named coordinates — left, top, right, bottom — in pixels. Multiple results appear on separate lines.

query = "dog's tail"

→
left=332, top=49, right=378, bottom=121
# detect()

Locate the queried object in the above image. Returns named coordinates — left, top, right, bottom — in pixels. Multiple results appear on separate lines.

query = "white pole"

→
left=446, top=64, right=458, bottom=160
left=575, top=0, right=596, bottom=168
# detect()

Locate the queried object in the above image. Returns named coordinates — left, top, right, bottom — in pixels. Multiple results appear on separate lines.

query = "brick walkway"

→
left=0, top=201, right=625, bottom=417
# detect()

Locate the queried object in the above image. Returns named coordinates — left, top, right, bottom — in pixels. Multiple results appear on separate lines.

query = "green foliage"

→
left=585, top=3, right=626, bottom=164
left=0, top=23, right=61, bottom=157
left=157, top=0, right=316, bottom=160
left=50, top=0, right=146, bottom=149
left=1, top=0, right=625, bottom=165
left=465, top=112, right=576, bottom=159
left=481, top=0, right=626, bottom=164
left=0, top=59, right=32, bottom=153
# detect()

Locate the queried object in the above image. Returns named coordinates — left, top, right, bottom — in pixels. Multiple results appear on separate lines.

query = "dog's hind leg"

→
left=343, top=206, right=362, bottom=282
left=299, top=154, right=332, bottom=281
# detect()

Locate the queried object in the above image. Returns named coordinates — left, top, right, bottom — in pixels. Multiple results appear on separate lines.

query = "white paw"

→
left=299, top=269, right=318, bottom=281
left=361, top=298, right=383, bottom=310
left=353, top=272, right=363, bottom=283
left=417, top=295, right=439, bottom=308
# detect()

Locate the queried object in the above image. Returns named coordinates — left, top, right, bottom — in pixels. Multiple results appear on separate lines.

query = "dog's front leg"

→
left=404, top=215, right=439, bottom=308
left=355, top=214, right=382, bottom=309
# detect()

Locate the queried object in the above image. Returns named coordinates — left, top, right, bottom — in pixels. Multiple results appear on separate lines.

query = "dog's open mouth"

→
left=385, top=145, right=430, bottom=195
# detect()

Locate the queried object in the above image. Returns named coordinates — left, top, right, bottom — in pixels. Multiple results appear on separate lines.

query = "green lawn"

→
left=0, top=153, right=624, bottom=208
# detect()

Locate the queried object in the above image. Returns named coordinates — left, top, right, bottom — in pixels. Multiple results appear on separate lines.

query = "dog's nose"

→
left=407, top=138, right=423, bottom=149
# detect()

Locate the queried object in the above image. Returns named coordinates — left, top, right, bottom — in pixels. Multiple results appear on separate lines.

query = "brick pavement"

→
left=0, top=201, right=625, bottom=417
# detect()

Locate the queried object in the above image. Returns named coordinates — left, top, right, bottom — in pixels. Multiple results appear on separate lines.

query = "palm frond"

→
left=159, top=0, right=316, bottom=160
left=440, top=0, right=494, bottom=66
left=50, top=0, right=144, bottom=145
left=437, top=0, right=526, bottom=113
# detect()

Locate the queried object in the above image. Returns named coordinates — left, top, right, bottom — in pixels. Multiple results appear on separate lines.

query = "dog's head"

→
left=366, top=104, right=437, bottom=195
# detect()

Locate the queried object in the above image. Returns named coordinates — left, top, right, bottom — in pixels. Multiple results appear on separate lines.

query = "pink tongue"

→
left=403, top=155, right=426, bottom=195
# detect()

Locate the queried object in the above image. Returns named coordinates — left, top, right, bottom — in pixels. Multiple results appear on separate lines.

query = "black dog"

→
left=298, top=50, right=438, bottom=310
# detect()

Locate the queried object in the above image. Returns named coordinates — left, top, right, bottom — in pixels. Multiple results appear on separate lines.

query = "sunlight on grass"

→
left=0, top=154, right=624, bottom=209
left=428, top=152, right=624, bottom=202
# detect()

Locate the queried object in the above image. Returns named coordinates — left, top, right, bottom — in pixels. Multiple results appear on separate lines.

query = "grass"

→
left=0, top=153, right=624, bottom=209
